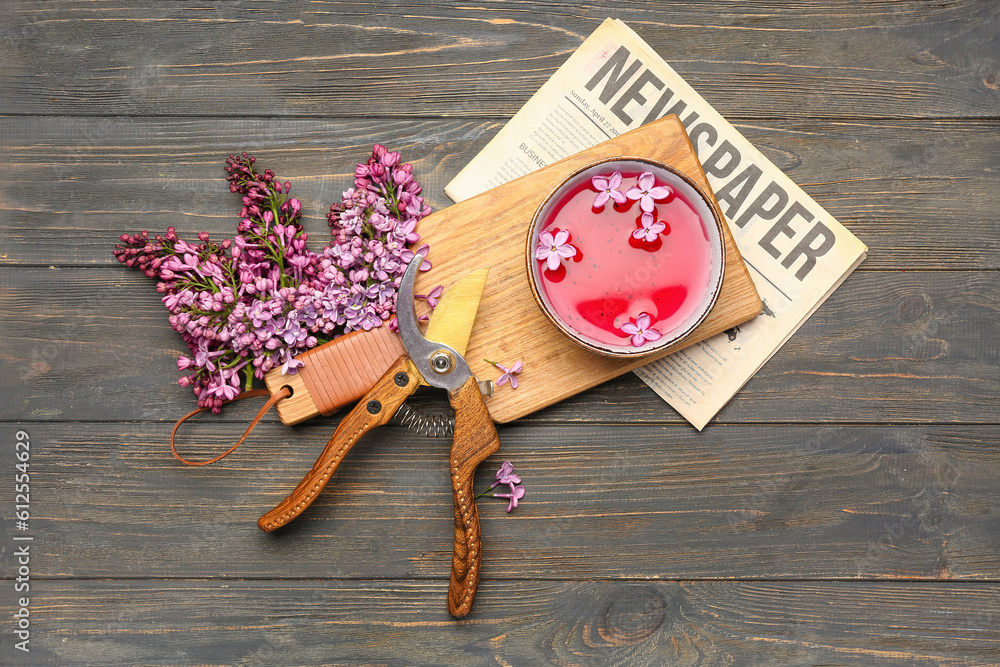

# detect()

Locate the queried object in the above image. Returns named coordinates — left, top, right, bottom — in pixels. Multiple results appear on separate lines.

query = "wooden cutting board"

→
left=413, top=115, right=762, bottom=423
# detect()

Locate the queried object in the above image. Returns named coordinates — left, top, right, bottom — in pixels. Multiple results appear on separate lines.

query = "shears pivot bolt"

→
left=430, top=350, right=454, bottom=375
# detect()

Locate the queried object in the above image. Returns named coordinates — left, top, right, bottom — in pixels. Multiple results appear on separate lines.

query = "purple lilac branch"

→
left=113, top=147, right=432, bottom=413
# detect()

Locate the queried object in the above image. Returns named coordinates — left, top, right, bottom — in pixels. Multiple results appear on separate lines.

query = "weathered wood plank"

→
left=2, top=268, right=997, bottom=424
left=1, top=1, right=995, bottom=663
left=7, top=579, right=1000, bottom=666
left=1, top=1, right=998, bottom=120
left=0, top=117, right=498, bottom=267
left=1, top=117, right=997, bottom=270
left=6, top=422, right=998, bottom=580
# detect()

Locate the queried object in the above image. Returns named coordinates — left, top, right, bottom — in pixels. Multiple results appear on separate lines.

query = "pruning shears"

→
left=258, top=255, right=500, bottom=617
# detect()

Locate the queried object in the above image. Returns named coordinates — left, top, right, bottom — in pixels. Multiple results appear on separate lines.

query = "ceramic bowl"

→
left=526, top=157, right=726, bottom=358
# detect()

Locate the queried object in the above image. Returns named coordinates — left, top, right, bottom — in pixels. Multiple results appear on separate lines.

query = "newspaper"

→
left=445, top=18, right=867, bottom=429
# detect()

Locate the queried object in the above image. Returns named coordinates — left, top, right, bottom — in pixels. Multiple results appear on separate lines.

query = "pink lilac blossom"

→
left=493, top=460, right=521, bottom=487
left=621, top=312, right=662, bottom=347
left=591, top=171, right=627, bottom=209
left=535, top=229, right=577, bottom=271
left=113, top=147, right=432, bottom=413
left=626, top=171, right=671, bottom=213
left=485, top=359, right=522, bottom=389
left=415, top=284, right=443, bottom=308
left=632, top=212, right=667, bottom=242
left=492, top=484, right=526, bottom=512
left=476, top=460, right=526, bottom=512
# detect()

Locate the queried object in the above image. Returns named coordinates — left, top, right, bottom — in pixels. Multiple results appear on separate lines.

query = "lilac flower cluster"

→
left=294, top=144, right=433, bottom=336
left=114, top=147, right=431, bottom=412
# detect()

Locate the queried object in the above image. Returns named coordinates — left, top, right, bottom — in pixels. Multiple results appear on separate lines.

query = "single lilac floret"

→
left=281, top=355, right=304, bottom=375
left=399, top=243, right=432, bottom=271
left=492, top=484, right=526, bottom=512
left=494, top=460, right=521, bottom=486
left=620, top=312, right=662, bottom=347
left=415, top=284, right=444, bottom=308
left=496, top=360, right=522, bottom=388
left=486, top=359, right=523, bottom=389
left=626, top=171, right=672, bottom=213
left=486, top=460, right=522, bottom=495
left=632, top=212, right=667, bottom=242
left=591, top=171, right=627, bottom=209
left=535, top=230, right=577, bottom=271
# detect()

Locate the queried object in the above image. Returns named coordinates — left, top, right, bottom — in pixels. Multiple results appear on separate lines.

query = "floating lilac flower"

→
left=535, top=229, right=577, bottom=271
left=626, top=172, right=671, bottom=213
left=621, top=312, right=662, bottom=347
left=591, top=171, right=627, bottom=209
left=632, top=212, right=667, bottom=243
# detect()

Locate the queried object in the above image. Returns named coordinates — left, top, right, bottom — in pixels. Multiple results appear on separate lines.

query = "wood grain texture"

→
left=2, top=1, right=999, bottom=662
left=2, top=1, right=998, bottom=120
left=7, top=422, right=998, bottom=580
left=2, top=117, right=999, bottom=270
left=8, top=579, right=1000, bottom=666
left=2, top=269, right=996, bottom=424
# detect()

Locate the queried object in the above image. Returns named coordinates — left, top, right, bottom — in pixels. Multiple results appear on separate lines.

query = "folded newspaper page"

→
left=445, top=18, right=867, bottom=429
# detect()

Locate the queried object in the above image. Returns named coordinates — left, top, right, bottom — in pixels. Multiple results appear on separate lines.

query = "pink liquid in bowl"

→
left=530, top=159, right=724, bottom=355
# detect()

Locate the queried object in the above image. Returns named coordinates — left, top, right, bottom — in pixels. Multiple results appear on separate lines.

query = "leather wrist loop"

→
left=170, top=386, right=291, bottom=466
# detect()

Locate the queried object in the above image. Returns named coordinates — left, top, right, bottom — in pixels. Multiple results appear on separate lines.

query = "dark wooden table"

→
left=2, top=2, right=999, bottom=665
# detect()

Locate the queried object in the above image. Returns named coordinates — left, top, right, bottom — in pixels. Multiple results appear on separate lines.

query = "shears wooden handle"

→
left=259, top=255, right=499, bottom=618
left=257, top=355, right=419, bottom=532
left=446, top=375, right=501, bottom=617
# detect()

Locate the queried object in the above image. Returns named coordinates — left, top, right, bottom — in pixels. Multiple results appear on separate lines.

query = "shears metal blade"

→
left=400, top=265, right=491, bottom=393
